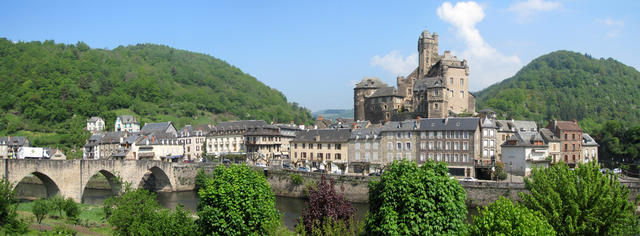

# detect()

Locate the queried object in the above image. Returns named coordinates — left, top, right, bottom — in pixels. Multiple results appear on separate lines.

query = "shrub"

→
left=519, top=162, right=639, bottom=235
left=197, top=164, right=280, bottom=235
left=365, top=160, right=468, bottom=235
left=471, top=197, right=555, bottom=235
left=290, top=173, right=303, bottom=185
left=50, top=195, right=66, bottom=218
left=0, top=179, right=28, bottom=234
left=299, top=175, right=355, bottom=235
left=32, top=199, right=51, bottom=224
left=63, top=198, right=80, bottom=224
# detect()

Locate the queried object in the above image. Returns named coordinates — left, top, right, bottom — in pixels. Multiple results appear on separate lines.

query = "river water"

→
left=15, top=182, right=370, bottom=230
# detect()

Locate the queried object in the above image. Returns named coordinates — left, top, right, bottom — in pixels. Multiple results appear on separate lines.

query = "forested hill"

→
left=0, top=39, right=312, bottom=155
left=475, top=50, right=640, bottom=132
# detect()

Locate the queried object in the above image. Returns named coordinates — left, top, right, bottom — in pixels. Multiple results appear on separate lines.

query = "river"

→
left=15, top=182, right=371, bottom=230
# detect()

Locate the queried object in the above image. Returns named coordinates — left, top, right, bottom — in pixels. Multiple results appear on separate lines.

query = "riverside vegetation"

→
left=2, top=160, right=638, bottom=235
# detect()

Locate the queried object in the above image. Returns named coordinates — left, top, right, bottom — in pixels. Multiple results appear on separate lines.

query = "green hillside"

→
left=475, top=50, right=640, bottom=132
left=0, top=39, right=312, bottom=157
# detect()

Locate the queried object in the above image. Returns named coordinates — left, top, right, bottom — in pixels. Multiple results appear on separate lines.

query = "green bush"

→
left=519, top=162, right=639, bottom=235
left=471, top=197, right=555, bottom=235
left=32, top=199, right=51, bottom=224
left=290, top=173, right=303, bottom=185
left=197, top=164, right=280, bottom=235
left=63, top=198, right=80, bottom=224
left=296, top=217, right=364, bottom=236
left=0, top=179, right=28, bottom=234
left=365, top=160, right=468, bottom=235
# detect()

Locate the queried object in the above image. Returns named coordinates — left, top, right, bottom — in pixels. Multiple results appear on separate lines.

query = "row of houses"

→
left=0, top=136, right=66, bottom=159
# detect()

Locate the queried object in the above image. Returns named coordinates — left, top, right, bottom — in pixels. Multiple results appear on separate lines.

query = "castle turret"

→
left=418, top=29, right=439, bottom=79
left=354, top=77, right=387, bottom=121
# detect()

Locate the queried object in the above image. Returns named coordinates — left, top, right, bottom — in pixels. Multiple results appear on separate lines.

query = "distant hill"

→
left=311, top=109, right=354, bottom=120
left=0, top=39, right=313, bottom=157
left=475, top=50, right=640, bottom=132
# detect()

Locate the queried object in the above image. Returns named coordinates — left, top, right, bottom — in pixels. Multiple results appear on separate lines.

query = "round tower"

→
left=353, top=78, right=386, bottom=121
left=418, top=29, right=439, bottom=78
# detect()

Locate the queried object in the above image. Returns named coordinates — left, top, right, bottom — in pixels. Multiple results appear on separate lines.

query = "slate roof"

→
left=141, top=122, right=174, bottom=134
left=274, top=124, right=303, bottom=131
left=554, top=121, right=582, bottom=131
left=481, top=118, right=498, bottom=128
left=135, top=132, right=179, bottom=145
left=582, top=133, right=599, bottom=146
left=382, top=120, right=420, bottom=132
left=294, top=129, right=351, bottom=143
left=87, top=117, right=103, bottom=122
left=350, top=127, right=382, bottom=140
left=117, top=115, right=138, bottom=124
left=539, top=128, right=559, bottom=142
left=502, top=131, right=548, bottom=147
left=214, top=120, right=267, bottom=131
left=496, top=120, right=538, bottom=132
left=355, top=77, right=388, bottom=89
left=368, top=87, right=403, bottom=98
left=0, top=136, right=29, bottom=146
left=418, top=118, right=480, bottom=131
left=244, top=125, right=281, bottom=136
left=414, top=77, right=445, bottom=90
left=100, top=131, right=128, bottom=144
left=84, top=134, right=103, bottom=147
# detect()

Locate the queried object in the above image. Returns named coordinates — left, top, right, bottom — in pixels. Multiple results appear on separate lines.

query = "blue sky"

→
left=1, top=0, right=638, bottom=111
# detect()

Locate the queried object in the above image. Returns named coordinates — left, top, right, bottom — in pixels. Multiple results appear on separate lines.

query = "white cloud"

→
left=508, top=0, right=562, bottom=23
left=597, top=18, right=624, bottom=38
left=437, top=1, right=521, bottom=90
left=370, top=51, right=418, bottom=76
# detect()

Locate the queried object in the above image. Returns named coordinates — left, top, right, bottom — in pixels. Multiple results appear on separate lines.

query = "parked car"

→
left=297, top=166, right=310, bottom=172
left=282, top=163, right=292, bottom=169
left=222, top=159, right=231, bottom=165
left=368, top=171, right=381, bottom=176
left=613, top=168, right=622, bottom=174
left=313, top=169, right=327, bottom=173
left=256, top=163, right=267, bottom=167
left=462, top=177, right=477, bottom=181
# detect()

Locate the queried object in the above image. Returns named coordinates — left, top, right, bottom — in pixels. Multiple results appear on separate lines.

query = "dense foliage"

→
left=591, top=120, right=640, bottom=166
left=32, top=199, right=51, bottom=224
left=197, top=164, right=280, bottom=235
left=471, top=197, right=555, bottom=236
left=519, top=162, right=639, bottom=235
left=476, top=50, right=640, bottom=131
left=0, top=179, right=28, bottom=234
left=104, top=185, right=196, bottom=235
left=299, top=175, right=356, bottom=235
left=365, top=160, right=468, bottom=235
left=0, top=39, right=313, bottom=156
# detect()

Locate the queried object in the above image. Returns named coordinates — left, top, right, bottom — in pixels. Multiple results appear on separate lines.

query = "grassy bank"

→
left=16, top=201, right=113, bottom=235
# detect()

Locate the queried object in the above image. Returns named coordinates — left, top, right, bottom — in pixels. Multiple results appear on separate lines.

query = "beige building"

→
left=501, top=132, right=550, bottom=177
left=417, top=117, right=481, bottom=178
left=245, top=125, right=284, bottom=165
left=97, top=132, right=129, bottom=159
left=380, top=120, right=419, bottom=165
left=205, top=120, right=267, bottom=157
left=354, top=28, right=475, bottom=124
left=540, top=128, right=561, bottom=163
left=86, top=117, right=105, bottom=134
left=0, top=140, right=7, bottom=159
left=291, top=129, right=351, bottom=172
left=349, top=128, right=383, bottom=174
left=582, top=133, right=599, bottom=163
left=133, top=133, right=183, bottom=161
left=0, top=136, right=30, bottom=159
left=178, top=125, right=209, bottom=161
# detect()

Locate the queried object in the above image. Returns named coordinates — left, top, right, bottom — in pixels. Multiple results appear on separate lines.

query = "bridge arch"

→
left=14, top=172, right=60, bottom=198
left=137, top=166, right=173, bottom=192
left=81, top=169, right=122, bottom=203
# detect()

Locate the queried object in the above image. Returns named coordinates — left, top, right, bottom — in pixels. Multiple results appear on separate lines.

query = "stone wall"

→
left=265, top=169, right=371, bottom=203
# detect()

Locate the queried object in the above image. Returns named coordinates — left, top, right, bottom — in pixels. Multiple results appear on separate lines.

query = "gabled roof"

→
left=294, top=129, right=351, bottom=143
left=418, top=118, right=480, bottom=131
left=117, top=115, right=138, bottom=124
left=87, top=117, right=103, bottom=122
left=502, top=131, right=548, bottom=147
left=355, top=77, right=388, bottom=89
left=414, top=77, right=445, bottom=90
left=135, top=132, right=179, bottom=145
left=141, top=122, right=174, bottom=135
left=350, top=127, right=382, bottom=140
left=214, top=120, right=267, bottom=131
left=539, top=128, right=559, bottom=142
left=100, top=131, right=128, bottom=144
left=554, top=121, right=582, bottom=132
left=368, top=87, right=403, bottom=98
left=481, top=117, right=498, bottom=128
left=496, top=120, right=537, bottom=132
left=582, top=133, right=598, bottom=146
left=0, top=136, right=29, bottom=146
left=382, top=120, right=420, bottom=132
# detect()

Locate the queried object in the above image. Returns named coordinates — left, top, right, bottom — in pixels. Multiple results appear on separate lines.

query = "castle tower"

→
left=354, top=78, right=387, bottom=121
left=418, top=29, right=439, bottom=79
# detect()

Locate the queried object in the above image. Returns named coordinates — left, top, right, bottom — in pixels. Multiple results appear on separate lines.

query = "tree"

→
left=0, top=179, right=28, bottom=234
left=471, top=197, right=555, bottom=235
left=63, top=197, right=80, bottom=223
left=299, top=175, right=356, bottom=235
left=50, top=195, right=66, bottom=218
left=519, top=162, right=639, bottom=235
left=197, top=164, right=280, bottom=235
left=365, top=160, right=468, bottom=235
left=32, top=199, right=51, bottom=224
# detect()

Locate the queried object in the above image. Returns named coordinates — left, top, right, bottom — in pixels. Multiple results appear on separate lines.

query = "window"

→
left=388, top=153, right=393, bottom=161
left=396, top=132, right=402, bottom=139
left=397, top=153, right=403, bottom=160
left=455, top=154, right=459, bottom=162
left=437, top=131, right=443, bottom=139
left=455, top=131, right=460, bottom=139
left=463, top=142, right=468, bottom=150
left=445, top=154, right=450, bottom=162
left=463, top=132, right=469, bottom=139
left=387, top=142, right=392, bottom=150
left=483, top=140, right=488, bottom=147
left=463, top=154, right=468, bottom=162
left=373, top=142, right=379, bottom=150
left=434, top=90, right=439, bottom=96
left=429, top=153, right=434, bottom=160
left=437, top=153, right=442, bottom=162
left=429, top=141, right=434, bottom=150
left=490, top=150, right=494, bottom=157
left=490, top=140, right=495, bottom=147
left=318, top=153, right=323, bottom=159
left=565, top=144, right=568, bottom=150
left=421, top=132, right=426, bottom=139
left=327, top=144, right=331, bottom=149
left=365, top=143, right=370, bottom=150
left=309, top=143, right=313, bottom=149
left=564, top=134, right=568, bottom=140
left=483, top=149, right=488, bottom=157
left=397, top=142, right=402, bottom=150
left=434, top=103, right=439, bottom=109
left=483, top=130, right=487, bottom=136
left=336, top=144, right=341, bottom=150
left=420, top=142, right=426, bottom=150
left=445, top=142, right=451, bottom=150
left=355, top=143, right=360, bottom=150
left=460, top=78, right=464, bottom=85
left=406, top=153, right=411, bottom=160
left=318, top=144, right=322, bottom=149
left=336, top=153, right=341, bottom=160
left=489, top=129, right=494, bottom=136
left=355, top=152, right=360, bottom=160
left=572, top=144, right=575, bottom=150
left=460, top=91, right=464, bottom=98
left=365, top=153, right=371, bottom=161
left=450, top=90, right=454, bottom=97
left=326, top=153, right=331, bottom=160
left=294, top=152, right=298, bottom=158
left=429, top=132, right=434, bottom=139
left=446, top=131, right=451, bottom=139
left=454, top=142, right=459, bottom=150
left=406, top=132, right=411, bottom=138
left=302, top=152, right=307, bottom=158
left=373, top=153, right=378, bottom=160
left=420, top=153, right=425, bottom=161
left=437, top=141, right=443, bottom=150
left=310, top=152, right=314, bottom=158
left=450, top=78, right=453, bottom=84
left=406, top=142, right=411, bottom=150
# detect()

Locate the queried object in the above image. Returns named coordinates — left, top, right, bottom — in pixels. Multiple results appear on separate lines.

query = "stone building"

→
left=547, top=120, right=583, bottom=167
left=354, top=29, right=475, bottom=123
left=495, top=119, right=538, bottom=160
left=274, top=123, right=303, bottom=159
left=539, top=128, right=561, bottom=163
left=582, top=133, right=599, bottom=163
left=133, top=132, right=183, bottom=161
left=178, top=125, right=209, bottom=161
left=97, top=131, right=129, bottom=159
left=0, top=136, right=30, bottom=159
left=349, top=127, right=383, bottom=174
left=205, top=120, right=267, bottom=157
left=416, top=117, right=481, bottom=178
left=115, top=115, right=140, bottom=132
left=245, top=125, right=284, bottom=165
left=290, top=129, right=351, bottom=172
left=86, top=117, right=105, bottom=134
left=141, top=122, right=178, bottom=136
left=380, top=120, right=419, bottom=165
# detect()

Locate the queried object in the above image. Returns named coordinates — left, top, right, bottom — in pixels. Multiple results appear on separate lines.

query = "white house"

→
left=501, top=131, right=550, bottom=177
left=115, top=115, right=140, bottom=132
left=86, top=117, right=105, bottom=134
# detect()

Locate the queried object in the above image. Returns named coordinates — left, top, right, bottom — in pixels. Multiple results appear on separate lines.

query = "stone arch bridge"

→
left=1, top=159, right=202, bottom=203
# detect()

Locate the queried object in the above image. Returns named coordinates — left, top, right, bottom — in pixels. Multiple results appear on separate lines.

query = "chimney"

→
left=318, top=116, right=323, bottom=121
left=151, top=136, right=156, bottom=143
left=352, top=122, right=357, bottom=130
left=416, top=116, right=421, bottom=129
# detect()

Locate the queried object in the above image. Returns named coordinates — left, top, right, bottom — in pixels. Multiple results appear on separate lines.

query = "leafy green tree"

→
left=0, top=179, right=28, bottom=234
left=197, top=164, right=281, bottom=235
left=63, top=197, right=80, bottom=223
left=365, top=160, right=468, bottom=235
left=519, top=162, right=639, bottom=235
left=471, top=197, right=555, bottom=236
left=32, top=198, right=52, bottom=224
left=50, top=195, right=66, bottom=218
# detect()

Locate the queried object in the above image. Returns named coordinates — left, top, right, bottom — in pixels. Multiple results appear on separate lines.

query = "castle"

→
left=354, top=29, right=475, bottom=123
